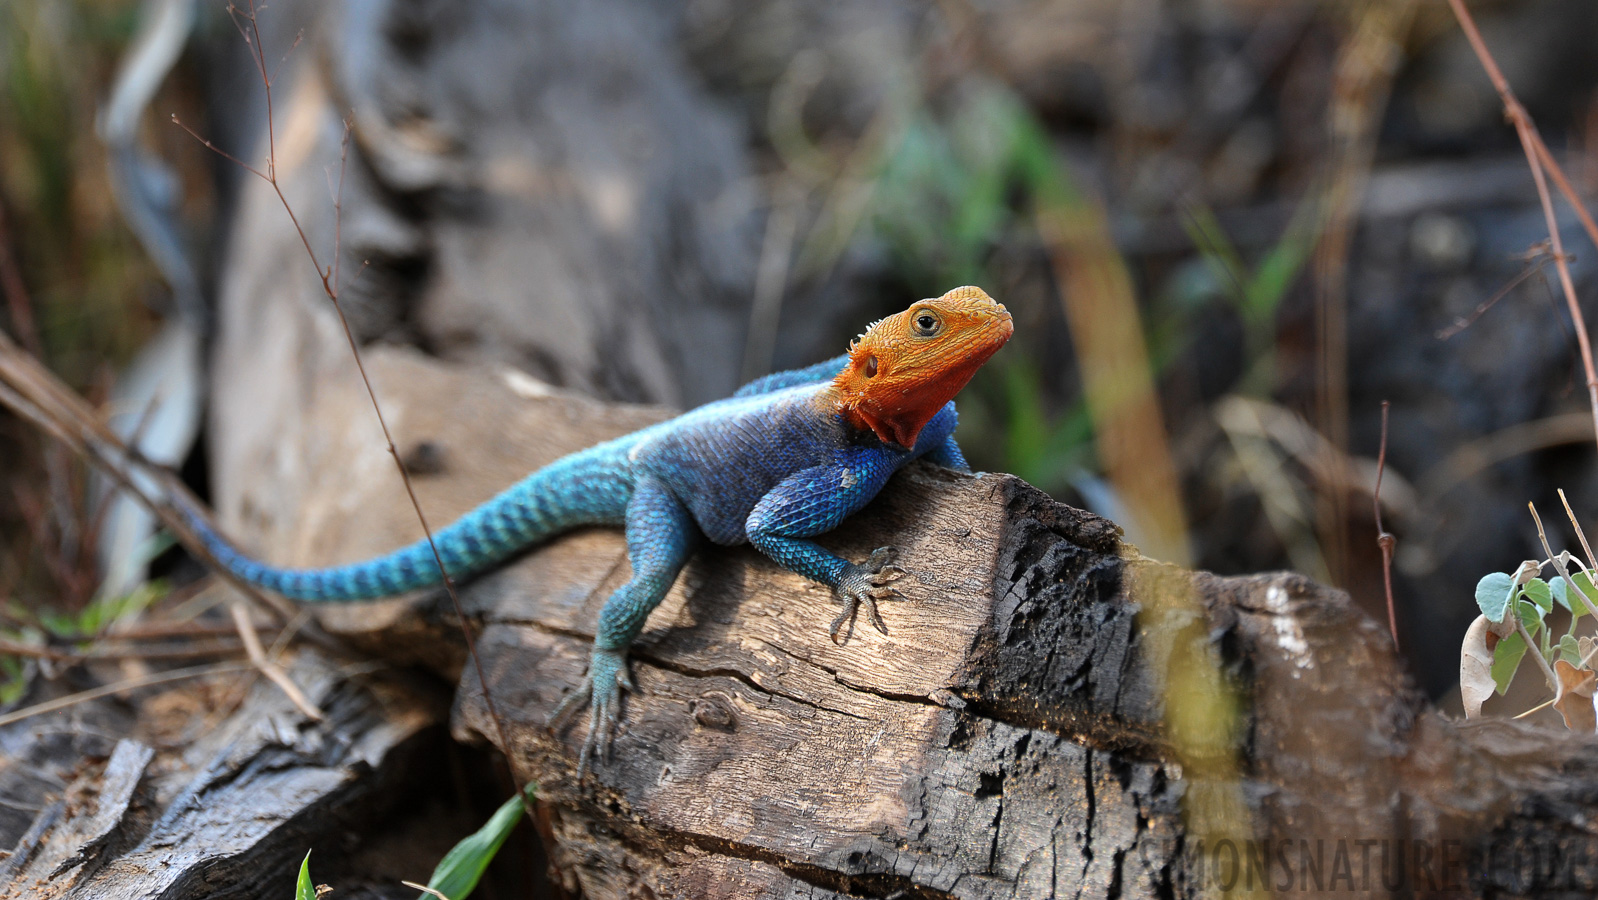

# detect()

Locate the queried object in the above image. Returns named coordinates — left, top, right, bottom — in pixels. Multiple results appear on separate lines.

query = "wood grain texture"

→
left=0, top=651, right=446, bottom=900
left=443, top=466, right=1192, bottom=899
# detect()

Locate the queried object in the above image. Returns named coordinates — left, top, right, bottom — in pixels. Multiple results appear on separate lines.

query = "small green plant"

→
left=35, top=577, right=167, bottom=639
left=1179, top=196, right=1322, bottom=395
left=409, top=785, right=535, bottom=900
left=0, top=579, right=168, bottom=706
left=1461, top=503, right=1598, bottom=730
left=289, top=785, right=535, bottom=900
left=295, top=850, right=318, bottom=900
left=1476, top=566, right=1588, bottom=683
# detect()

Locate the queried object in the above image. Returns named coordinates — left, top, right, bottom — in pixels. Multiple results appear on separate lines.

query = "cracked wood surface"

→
left=449, top=470, right=1186, bottom=899
left=0, top=651, right=447, bottom=900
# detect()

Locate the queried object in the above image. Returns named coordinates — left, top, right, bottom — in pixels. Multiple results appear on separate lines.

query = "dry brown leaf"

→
left=1461, top=615, right=1502, bottom=718
left=1553, top=659, right=1598, bottom=733
left=1513, top=559, right=1544, bottom=585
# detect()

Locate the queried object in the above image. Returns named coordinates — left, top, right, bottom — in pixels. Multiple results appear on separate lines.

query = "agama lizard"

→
left=187, top=286, right=1013, bottom=771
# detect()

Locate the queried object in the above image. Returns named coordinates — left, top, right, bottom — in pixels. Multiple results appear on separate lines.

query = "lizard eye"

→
left=911, top=309, right=942, bottom=337
left=865, top=356, right=878, bottom=377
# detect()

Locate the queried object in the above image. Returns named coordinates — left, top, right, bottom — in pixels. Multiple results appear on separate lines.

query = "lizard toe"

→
left=869, top=564, right=908, bottom=586
left=550, top=678, right=593, bottom=730
left=563, top=647, right=630, bottom=778
left=829, top=599, right=857, bottom=644
left=862, top=594, right=889, bottom=634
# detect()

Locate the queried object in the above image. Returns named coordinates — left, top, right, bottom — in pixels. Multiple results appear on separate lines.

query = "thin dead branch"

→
left=176, top=0, right=525, bottom=801
left=0, top=636, right=247, bottom=663
left=1373, top=401, right=1398, bottom=649
left=1314, top=0, right=1418, bottom=587
left=0, top=661, right=253, bottom=729
left=1436, top=247, right=1549, bottom=340
left=1448, top=0, right=1598, bottom=455
left=1560, top=489, right=1598, bottom=572
left=231, top=597, right=322, bottom=720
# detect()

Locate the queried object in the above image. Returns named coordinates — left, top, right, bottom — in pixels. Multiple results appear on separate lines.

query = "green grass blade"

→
left=1243, top=194, right=1322, bottom=323
left=420, top=785, right=537, bottom=900
left=295, top=851, right=316, bottom=900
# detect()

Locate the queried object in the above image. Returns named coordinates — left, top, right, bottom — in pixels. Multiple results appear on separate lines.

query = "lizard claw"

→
left=548, top=647, right=632, bottom=778
left=829, top=546, right=911, bottom=644
left=871, top=564, right=908, bottom=584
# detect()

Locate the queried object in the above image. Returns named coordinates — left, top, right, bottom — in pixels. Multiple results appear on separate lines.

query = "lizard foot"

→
left=549, top=647, right=632, bottom=777
left=829, top=546, right=909, bottom=644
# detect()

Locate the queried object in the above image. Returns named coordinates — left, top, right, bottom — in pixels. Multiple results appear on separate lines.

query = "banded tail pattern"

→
left=187, top=441, right=638, bottom=601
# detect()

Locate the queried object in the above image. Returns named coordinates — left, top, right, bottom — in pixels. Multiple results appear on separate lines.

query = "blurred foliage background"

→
left=2, top=0, right=155, bottom=659
left=6, top=0, right=1598, bottom=703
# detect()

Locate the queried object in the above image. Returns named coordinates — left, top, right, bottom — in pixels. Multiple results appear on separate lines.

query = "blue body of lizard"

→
left=189, top=352, right=970, bottom=767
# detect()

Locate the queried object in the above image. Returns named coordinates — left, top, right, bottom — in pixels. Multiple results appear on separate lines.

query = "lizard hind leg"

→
left=551, top=476, right=700, bottom=776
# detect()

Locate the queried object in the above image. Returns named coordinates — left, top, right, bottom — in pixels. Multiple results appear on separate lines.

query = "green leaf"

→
left=1560, top=634, right=1583, bottom=667
left=1516, top=598, right=1543, bottom=635
left=421, top=785, right=536, bottom=900
left=1569, top=571, right=1598, bottom=617
left=296, top=851, right=316, bottom=900
left=1523, top=578, right=1553, bottom=615
left=1476, top=572, right=1515, bottom=621
left=1492, top=631, right=1528, bottom=695
left=1552, top=577, right=1570, bottom=611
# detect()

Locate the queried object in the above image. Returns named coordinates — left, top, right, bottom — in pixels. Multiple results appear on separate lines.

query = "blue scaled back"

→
left=189, top=354, right=962, bottom=605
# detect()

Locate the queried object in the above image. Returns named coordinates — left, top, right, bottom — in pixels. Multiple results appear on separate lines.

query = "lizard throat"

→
left=830, top=362, right=984, bottom=449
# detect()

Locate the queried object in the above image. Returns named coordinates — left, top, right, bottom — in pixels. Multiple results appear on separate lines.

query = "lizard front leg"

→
left=552, top=476, right=699, bottom=775
left=744, top=457, right=910, bottom=643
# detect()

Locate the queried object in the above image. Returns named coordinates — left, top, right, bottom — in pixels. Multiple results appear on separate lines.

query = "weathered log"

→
left=0, top=651, right=449, bottom=899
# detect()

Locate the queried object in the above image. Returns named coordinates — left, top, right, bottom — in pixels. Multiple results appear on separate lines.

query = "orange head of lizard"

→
left=830, top=285, right=1014, bottom=449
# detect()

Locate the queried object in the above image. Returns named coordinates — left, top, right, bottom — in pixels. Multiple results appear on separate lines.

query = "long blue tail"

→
left=187, top=441, right=637, bottom=601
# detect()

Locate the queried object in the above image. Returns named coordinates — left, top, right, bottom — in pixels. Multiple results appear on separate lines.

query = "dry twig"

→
left=175, top=0, right=525, bottom=800
left=1560, top=489, right=1598, bottom=572
left=1373, top=401, right=1398, bottom=649
left=1447, top=0, right=1598, bottom=454
left=0, top=661, right=253, bottom=729
left=0, top=636, right=247, bottom=662
left=231, top=598, right=322, bottom=720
